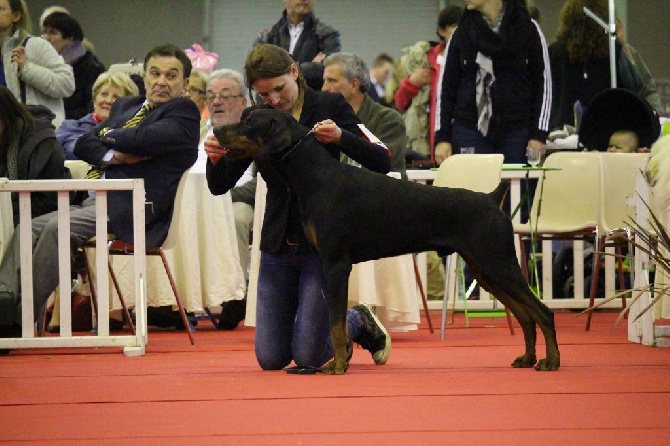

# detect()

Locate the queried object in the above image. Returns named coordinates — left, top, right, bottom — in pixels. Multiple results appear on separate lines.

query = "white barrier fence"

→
left=0, top=178, right=147, bottom=356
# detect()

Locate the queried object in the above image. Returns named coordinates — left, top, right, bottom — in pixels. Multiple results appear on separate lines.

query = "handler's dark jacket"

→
left=253, top=10, right=341, bottom=90
left=206, top=88, right=391, bottom=254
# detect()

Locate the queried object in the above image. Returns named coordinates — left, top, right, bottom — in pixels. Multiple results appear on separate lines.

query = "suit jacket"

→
left=367, top=84, right=382, bottom=103
left=206, top=88, right=391, bottom=254
left=74, top=96, right=199, bottom=247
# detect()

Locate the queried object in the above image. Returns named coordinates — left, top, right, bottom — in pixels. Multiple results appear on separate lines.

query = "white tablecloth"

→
left=0, top=178, right=13, bottom=260
left=245, top=176, right=420, bottom=331
left=91, top=169, right=246, bottom=312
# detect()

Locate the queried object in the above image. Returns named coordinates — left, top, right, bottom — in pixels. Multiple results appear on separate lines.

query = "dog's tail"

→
left=489, top=180, right=510, bottom=208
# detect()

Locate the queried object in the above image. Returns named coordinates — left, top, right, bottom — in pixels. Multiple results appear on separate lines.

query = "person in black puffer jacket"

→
left=253, top=0, right=340, bottom=91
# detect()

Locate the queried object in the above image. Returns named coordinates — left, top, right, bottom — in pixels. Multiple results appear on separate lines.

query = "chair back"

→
left=526, top=151, right=600, bottom=231
left=161, top=172, right=190, bottom=250
left=598, top=152, right=649, bottom=233
left=433, top=154, right=504, bottom=192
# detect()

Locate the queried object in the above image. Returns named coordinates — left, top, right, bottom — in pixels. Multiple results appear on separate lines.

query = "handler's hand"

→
left=113, top=152, right=150, bottom=164
left=434, top=142, right=452, bottom=166
left=313, top=119, right=342, bottom=144
left=204, top=134, right=228, bottom=165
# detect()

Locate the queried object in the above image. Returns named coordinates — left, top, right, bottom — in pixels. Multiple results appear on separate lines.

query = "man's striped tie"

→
left=84, top=103, right=155, bottom=180
left=121, top=103, right=155, bottom=128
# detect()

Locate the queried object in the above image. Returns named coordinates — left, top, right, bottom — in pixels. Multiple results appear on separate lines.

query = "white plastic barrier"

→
left=0, top=178, right=147, bottom=356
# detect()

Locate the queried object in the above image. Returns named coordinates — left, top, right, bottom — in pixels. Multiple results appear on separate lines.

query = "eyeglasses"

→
left=205, top=93, right=243, bottom=103
left=186, top=86, right=206, bottom=96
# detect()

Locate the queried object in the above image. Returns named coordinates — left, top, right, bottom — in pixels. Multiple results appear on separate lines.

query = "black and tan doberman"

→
left=214, top=109, right=560, bottom=375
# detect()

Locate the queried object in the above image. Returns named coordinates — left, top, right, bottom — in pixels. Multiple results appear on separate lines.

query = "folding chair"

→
left=432, top=154, right=512, bottom=339
left=585, top=152, right=649, bottom=330
left=85, top=173, right=194, bottom=344
left=513, top=151, right=600, bottom=303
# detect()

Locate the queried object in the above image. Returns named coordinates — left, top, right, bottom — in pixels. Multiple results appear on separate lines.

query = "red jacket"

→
left=394, top=42, right=445, bottom=162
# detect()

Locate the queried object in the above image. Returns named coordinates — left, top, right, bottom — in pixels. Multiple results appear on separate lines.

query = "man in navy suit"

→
left=0, top=44, right=199, bottom=323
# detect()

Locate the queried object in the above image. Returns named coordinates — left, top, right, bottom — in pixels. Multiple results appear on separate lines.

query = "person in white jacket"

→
left=0, top=0, right=74, bottom=127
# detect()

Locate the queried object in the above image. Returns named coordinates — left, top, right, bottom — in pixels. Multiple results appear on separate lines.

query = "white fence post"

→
left=0, top=178, right=147, bottom=356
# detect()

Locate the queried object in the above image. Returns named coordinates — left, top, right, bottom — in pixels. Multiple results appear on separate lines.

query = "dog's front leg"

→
left=321, top=260, right=352, bottom=375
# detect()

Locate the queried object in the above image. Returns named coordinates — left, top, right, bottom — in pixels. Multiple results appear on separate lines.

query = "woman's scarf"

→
left=60, top=40, right=87, bottom=65
left=459, top=0, right=532, bottom=136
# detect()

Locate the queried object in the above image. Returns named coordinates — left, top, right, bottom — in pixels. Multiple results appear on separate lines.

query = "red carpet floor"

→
left=1, top=310, right=669, bottom=445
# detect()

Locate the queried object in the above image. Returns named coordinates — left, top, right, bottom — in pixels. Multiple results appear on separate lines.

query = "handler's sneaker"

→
left=351, top=304, right=391, bottom=365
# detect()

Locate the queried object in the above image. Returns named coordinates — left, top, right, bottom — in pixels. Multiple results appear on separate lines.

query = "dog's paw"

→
left=511, top=354, right=537, bottom=368
left=534, top=357, right=560, bottom=371
left=322, top=359, right=349, bottom=375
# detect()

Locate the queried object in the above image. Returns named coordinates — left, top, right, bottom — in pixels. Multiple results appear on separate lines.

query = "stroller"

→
left=578, top=88, right=661, bottom=151
left=552, top=88, right=661, bottom=299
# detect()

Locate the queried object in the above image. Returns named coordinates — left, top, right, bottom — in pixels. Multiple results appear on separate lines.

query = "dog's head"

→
left=213, top=108, right=308, bottom=160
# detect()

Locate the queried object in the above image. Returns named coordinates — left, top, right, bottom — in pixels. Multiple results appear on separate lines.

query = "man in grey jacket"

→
left=322, top=52, right=407, bottom=177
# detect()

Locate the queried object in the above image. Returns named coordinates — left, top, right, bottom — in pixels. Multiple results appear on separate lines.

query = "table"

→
left=245, top=176, right=421, bottom=331
left=0, top=178, right=13, bottom=259
left=407, top=166, right=550, bottom=299
left=407, top=166, right=544, bottom=224
left=90, top=169, right=246, bottom=312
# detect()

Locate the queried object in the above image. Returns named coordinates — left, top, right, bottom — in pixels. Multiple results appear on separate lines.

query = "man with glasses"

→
left=196, top=69, right=252, bottom=330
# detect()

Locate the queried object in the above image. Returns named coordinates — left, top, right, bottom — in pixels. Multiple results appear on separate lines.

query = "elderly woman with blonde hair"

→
left=56, top=71, right=139, bottom=160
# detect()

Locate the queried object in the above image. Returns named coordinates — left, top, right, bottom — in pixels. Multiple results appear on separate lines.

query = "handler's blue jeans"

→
left=255, top=250, right=364, bottom=370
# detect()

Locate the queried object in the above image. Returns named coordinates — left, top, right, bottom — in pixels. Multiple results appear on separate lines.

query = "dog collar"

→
left=280, top=128, right=315, bottom=161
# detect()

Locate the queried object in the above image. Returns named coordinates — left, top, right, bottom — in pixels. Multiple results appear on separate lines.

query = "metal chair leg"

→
left=412, top=254, right=434, bottom=334
left=158, top=248, right=195, bottom=345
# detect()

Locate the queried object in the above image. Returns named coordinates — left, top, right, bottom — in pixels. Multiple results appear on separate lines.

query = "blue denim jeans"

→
left=255, top=250, right=366, bottom=370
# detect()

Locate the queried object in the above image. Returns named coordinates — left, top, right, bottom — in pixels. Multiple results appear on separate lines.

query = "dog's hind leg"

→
left=468, top=257, right=560, bottom=371
left=474, top=274, right=538, bottom=367
left=489, top=282, right=560, bottom=371
left=320, top=258, right=353, bottom=375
